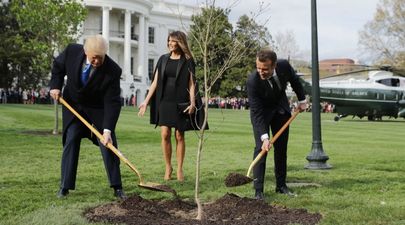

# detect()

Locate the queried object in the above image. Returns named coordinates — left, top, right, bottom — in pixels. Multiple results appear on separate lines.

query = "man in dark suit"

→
left=247, top=49, right=307, bottom=200
left=49, top=35, right=126, bottom=199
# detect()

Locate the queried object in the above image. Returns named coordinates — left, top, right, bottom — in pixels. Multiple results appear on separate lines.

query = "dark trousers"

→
left=253, top=112, right=290, bottom=192
left=60, top=120, right=122, bottom=190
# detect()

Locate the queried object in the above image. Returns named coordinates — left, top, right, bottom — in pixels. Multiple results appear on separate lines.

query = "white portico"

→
left=79, top=0, right=196, bottom=105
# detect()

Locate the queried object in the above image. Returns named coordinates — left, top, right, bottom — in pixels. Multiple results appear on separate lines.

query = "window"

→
left=131, top=25, right=137, bottom=40
left=130, top=57, right=134, bottom=75
left=99, top=15, right=103, bottom=34
left=148, top=59, right=154, bottom=80
left=148, top=27, right=155, bottom=44
left=378, top=78, right=400, bottom=87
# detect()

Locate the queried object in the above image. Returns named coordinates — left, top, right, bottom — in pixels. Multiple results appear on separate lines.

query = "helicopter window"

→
left=392, top=79, right=400, bottom=87
left=377, top=78, right=400, bottom=87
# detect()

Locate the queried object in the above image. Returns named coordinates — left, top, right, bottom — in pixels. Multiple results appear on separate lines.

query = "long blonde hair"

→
left=167, top=31, right=193, bottom=60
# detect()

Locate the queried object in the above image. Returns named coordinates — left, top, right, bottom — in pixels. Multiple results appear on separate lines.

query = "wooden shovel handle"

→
left=246, top=110, right=300, bottom=177
left=58, top=97, right=144, bottom=183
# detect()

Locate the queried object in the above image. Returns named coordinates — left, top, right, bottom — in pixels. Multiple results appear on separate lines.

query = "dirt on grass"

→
left=84, top=193, right=321, bottom=225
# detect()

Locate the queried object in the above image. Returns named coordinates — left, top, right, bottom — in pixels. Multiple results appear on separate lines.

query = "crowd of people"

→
left=0, top=88, right=51, bottom=104
left=208, top=97, right=248, bottom=110
left=0, top=87, right=333, bottom=115
left=321, top=101, right=335, bottom=113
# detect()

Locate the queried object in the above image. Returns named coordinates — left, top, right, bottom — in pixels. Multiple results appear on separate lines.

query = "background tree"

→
left=358, top=0, right=405, bottom=68
left=0, top=2, right=30, bottom=89
left=186, top=1, right=270, bottom=220
left=5, top=0, right=87, bottom=134
left=273, top=30, right=312, bottom=77
left=274, top=30, right=301, bottom=62
left=189, top=6, right=233, bottom=96
left=220, top=14, right=271, bottom=97
left=189, top=10, right=272, bottom=98
left=1, top=0, right=87, bottom=90
left=10, top=0, right=87, bottom=89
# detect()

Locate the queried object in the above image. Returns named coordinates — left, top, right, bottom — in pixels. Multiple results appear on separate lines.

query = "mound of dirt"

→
left=84, top=193, right=321, bottom=225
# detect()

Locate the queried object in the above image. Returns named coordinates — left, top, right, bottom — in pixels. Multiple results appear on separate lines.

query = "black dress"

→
left=158, top=58, right=181, bottom=127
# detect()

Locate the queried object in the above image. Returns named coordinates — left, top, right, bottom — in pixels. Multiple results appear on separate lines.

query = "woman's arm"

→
left=138, top=70, right=158, bottom=117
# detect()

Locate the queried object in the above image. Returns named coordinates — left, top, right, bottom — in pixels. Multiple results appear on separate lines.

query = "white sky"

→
left=169, top=0, right=381, bottom=63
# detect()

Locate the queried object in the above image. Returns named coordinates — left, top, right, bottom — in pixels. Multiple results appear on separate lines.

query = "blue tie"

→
left=81, top=63, right=91, bottom=86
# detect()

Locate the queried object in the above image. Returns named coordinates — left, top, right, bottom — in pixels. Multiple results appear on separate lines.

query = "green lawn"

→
left=0, top=104, right=404, bottom=225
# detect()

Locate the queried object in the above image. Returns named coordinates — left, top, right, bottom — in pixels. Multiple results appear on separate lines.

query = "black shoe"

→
left=114, top=188, right=127, bottom=200
left=255, top=190, right=265, bottom=200
left=275, top=186, right=296, bottom=197
left=57, top=188, right=69, bottom=198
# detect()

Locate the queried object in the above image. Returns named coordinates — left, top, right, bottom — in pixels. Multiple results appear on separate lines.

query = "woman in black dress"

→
left=138, top=31, right=201, bottom=182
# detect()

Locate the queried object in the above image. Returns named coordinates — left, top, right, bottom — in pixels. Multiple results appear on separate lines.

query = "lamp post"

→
left=305, top=0, right=332, bottom=169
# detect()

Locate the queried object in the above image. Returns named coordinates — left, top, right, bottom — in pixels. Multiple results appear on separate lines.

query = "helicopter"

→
left=298, top=67, right=405, bottom=121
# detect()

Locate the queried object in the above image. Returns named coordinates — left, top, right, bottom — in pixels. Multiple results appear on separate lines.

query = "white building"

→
left=79, top=0, right=197, bottom=105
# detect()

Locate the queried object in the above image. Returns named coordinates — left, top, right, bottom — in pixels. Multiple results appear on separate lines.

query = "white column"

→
left=143, top=18, right=149, bottom=84
left=124, top=10, right=132, bottom=82
left=137, top=14, right=145, bottom=81
left=102, top=6, right=111, bottom=53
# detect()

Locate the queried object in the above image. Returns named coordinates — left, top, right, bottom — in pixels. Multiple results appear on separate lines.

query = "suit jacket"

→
left=247, top=59, right=305, bottom=136
left=150, top=53, right=206, bottom=131
left=49, top=43, right=122, bottom=145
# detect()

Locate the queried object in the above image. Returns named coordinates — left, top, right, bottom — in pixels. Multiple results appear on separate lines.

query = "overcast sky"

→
left=170, top=0, right=381, bottom=63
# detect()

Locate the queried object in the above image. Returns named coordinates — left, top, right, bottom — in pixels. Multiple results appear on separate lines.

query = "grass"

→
left=0, top=104, right=405, bottom=225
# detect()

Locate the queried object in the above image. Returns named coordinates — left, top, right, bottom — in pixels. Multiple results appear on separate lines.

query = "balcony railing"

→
left=110, top=30, right=125, bottom=38
left=131, top=34, right=139, bottom=41
left=83, top=28, right=139, bottom=41
left=133, top=75, right=142, bottom=82
left=83, top=28, right=102, bottom=35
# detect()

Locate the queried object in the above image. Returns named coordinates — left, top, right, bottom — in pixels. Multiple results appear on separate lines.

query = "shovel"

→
left=225, top=110, right=300, bottom=187
left=58, top=97, right=175, bottom=194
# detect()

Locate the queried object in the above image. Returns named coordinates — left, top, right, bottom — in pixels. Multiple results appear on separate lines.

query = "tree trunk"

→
left=195, top=100, right=209, bottom=220
left=194, top=134, right=204, bottom=220
left=195, top=52, right=210, bottom=219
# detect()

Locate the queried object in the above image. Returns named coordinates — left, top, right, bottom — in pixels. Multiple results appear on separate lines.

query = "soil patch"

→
left=85, top=193, right=321, bottom=225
